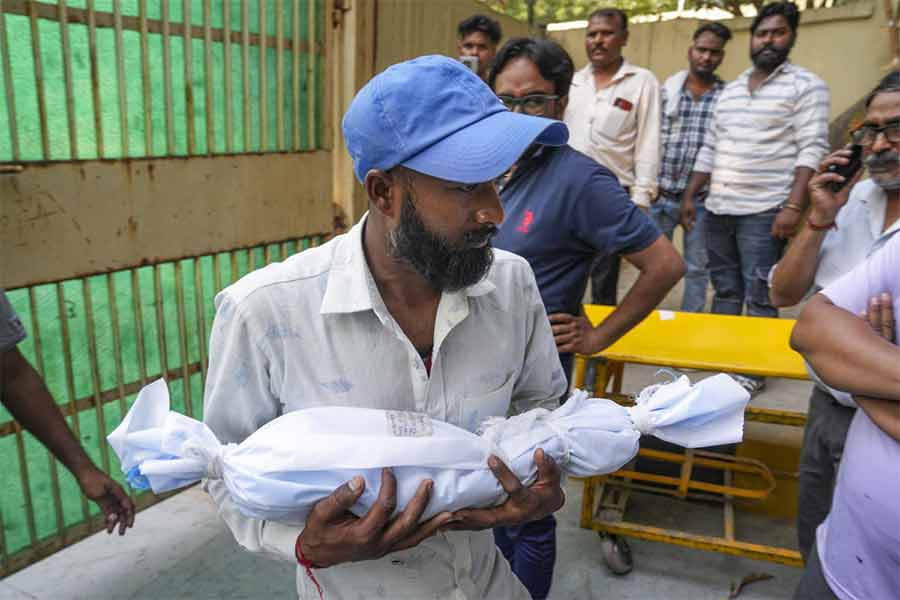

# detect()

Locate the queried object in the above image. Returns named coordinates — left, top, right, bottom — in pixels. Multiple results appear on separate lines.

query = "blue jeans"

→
left=651, top=196, right=709, bottom=313
left=493, top=515, right=556, bottom=599
left=704, top=209, right=784, bottom=318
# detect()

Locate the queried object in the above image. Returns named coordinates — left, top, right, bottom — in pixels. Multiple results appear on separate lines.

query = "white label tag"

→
left=386, top=411, right=433, bottom=437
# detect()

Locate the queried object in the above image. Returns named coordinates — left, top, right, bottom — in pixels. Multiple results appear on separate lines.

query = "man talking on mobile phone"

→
left=769, top=71, right=900, bottom=563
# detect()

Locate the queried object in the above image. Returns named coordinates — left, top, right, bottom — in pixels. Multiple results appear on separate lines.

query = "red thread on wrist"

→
left=295, top=536, right=324, bottom=600
left=807, top=217, right=837, bottom=231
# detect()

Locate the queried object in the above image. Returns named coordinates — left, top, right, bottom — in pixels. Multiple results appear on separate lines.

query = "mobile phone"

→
left=459, top=55, right=479, bottom=74
left=826, top=144, right=863, bottom=192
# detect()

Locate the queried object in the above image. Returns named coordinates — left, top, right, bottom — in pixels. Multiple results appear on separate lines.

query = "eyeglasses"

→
left=497, top=94, right=561, bottom=116
left=851, top=120, right=900, bottom=146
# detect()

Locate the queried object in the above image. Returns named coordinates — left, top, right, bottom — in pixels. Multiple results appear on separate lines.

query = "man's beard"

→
left=750, top=42, right=791, bottom=71
left=388, top=194, right=496, bottom=292
left=866, top=150, right=900, bottom=190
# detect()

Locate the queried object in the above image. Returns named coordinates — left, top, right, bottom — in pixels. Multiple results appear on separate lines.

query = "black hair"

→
left=587, top=8, right=628, bottom=33
left=458, top=14, right=502, bottom=44
left=693, top=22, right=732, bottom=43
left=751, top=2, right=800, bottom=34
left=488, top=37, right=575, bottom=97
left=866, top=70, right=900, bottom=109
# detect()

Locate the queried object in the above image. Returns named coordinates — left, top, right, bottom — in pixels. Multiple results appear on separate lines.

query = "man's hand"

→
left=549, top=313, right=601, bottom=355
left=444, top=449, right=564, bottom=531
left=297, top=469, right=453, bottom=568
left=863, top=293, right=895, bottom=343
left=807, top=147, right=864, bottom=226
left=771, top=207, right=802, bottom=239
left=679, top=196, right=696, bottom=232
left=75, top=467, right=135, bottom=535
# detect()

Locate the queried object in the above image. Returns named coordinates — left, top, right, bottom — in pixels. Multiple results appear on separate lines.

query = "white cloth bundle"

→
left=108, top=374, right=748, bottom=524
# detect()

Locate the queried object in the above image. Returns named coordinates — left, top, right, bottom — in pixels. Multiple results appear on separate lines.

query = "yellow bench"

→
left=574, top=305, right=809, bottom=568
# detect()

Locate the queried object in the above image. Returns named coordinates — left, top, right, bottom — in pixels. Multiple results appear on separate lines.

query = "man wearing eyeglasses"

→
left=768, top=71, right=900, bottom=567
left=563, top=8, right=662, bottom=307
left=488, top=37, right=684, bottom=599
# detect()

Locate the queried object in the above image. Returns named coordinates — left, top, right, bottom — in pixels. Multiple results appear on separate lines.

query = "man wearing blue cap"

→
left=202, top=55, right=572, bottom=599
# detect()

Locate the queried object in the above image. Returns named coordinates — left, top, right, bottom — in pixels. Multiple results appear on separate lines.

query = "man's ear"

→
left=365, top=169, right=398, bottom=218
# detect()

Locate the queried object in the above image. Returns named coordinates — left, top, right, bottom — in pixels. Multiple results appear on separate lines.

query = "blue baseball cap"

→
left=342, top=55, right=568, bottom=184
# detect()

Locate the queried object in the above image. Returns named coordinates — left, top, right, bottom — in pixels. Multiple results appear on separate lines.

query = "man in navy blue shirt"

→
left=489, top=38, right=684, bottom=599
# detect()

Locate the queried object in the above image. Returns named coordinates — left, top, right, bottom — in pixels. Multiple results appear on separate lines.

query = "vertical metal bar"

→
left=230, top=251, right=239, bottom=283
left=193, top=258, right=208, bottom=382
left=28, top=288, right=65, bottom=537
left=280, top=240, right=288, bottom=258
left=259, top=0, right=268, bottom=151
left=28, top=0, right=50, bottom=159
left=82, top=281, right=113, bottom=475
left=162, top=0, right=175, bottom=155
left=223, top=0, right=233, bottom=153
left=106, top=274, right=128, bottom=417
left=241, top=0, right=251, bottom=151
left=183, top=0, right=195, bottom=155
left=203, top=0, right=214, bottom=154
left=213, top=253, right=223, bottom=292
left=87, top=0, right=104, bottom=158
left=307, top=0, right=316, bottom=148
left=13, top=420, right=37, bottom=548
left=248, top=246, right=256, bottom=272
left=59, top=0, right=79, bottom=159
left=174, top=262, right=194, bottom=418
left=139, top=0, right=152, bottom=155
left=56, top=283, right=91, bottom=520
left=275, top=0, right=284, bottom=151
left=0, top=7, right=19, bottom=160
left=291, top=0, right=299, bottom=150
left=131, top=270, right=148, bottom=387
left=113, top=0, right=129, bottom=157
left=153, top=265, right=170, bottom=382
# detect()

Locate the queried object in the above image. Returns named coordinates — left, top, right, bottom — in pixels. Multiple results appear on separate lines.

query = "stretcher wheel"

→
left=599, top=533, right=633, bottom=575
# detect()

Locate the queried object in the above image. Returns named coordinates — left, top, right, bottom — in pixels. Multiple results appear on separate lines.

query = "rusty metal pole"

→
left=885, top=0, right=900, bottom=68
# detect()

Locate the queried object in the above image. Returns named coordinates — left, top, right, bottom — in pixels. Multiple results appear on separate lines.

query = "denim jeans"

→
left=494, top=515, right=557, bottom=600
left=704, top=208, right=784, bottom=318
left=651, top=196, right=709, bottom=313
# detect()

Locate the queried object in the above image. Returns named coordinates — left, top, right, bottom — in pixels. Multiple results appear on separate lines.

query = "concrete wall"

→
left=375, top=0, right=530, bottom=73
left=550, top=0, right=886, bottom=122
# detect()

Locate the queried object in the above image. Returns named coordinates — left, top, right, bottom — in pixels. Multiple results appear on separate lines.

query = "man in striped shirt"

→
left=680, top=1, right=830, bottom=393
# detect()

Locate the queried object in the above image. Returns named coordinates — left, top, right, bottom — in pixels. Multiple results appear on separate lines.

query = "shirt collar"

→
left=574, top=59, right=637, bottom=87
left=319, top=213, right=497, bottom=315
left=739, top=60, right=793, bottom=86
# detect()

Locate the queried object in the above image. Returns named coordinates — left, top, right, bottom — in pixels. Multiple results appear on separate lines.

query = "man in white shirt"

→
left=564, top=8, right=661, bottom=305
left=202, top=55, right=571, bottom=599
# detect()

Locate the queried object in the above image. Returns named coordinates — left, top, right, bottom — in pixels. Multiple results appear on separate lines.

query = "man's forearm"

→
left=681, top=172, right=710, bottom=204
left=786, top=166, right=815, bottom=210
left=1, top=349, right=96, bottom=477
left=856, top=396, right=900, bottom=443
left=792, top=295, right=900, bottom=400
left=590, top=243, right=684, bottom=352
left=769, top=225, right=828, bottom=307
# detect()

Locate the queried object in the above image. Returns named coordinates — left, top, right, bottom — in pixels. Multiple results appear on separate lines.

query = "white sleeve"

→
left=202, top=291, right=301, bottom=562
left=510, top=268, right=568, bottom=415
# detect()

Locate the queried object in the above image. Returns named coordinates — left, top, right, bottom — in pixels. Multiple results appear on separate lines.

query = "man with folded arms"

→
left=769, top=71, right=900, bottom=563
left=202, top=56, right=571, bottom=599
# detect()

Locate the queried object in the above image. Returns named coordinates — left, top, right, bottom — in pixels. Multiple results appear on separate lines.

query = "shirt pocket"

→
left=590, top=101, right=631, bottom=144
left=458, top=371, right=516, bottom=433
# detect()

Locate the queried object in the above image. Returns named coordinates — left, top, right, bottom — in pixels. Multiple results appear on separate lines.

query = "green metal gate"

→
left=0, top=0, right=334, bottom=576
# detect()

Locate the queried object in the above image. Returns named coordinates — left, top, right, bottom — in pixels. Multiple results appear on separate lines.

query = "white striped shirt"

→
left=693, top=62, right=830, bottom=215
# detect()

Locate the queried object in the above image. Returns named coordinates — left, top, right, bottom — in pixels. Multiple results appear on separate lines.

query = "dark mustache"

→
left=464, top=225, right=498, bottom=246
left=752, top=44, right=785, bottom=58
left=865, top=150, right=900, bottom=171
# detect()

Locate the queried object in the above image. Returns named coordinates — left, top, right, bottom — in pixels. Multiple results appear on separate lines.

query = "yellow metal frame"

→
left=574, top=306, right=809, bottom=568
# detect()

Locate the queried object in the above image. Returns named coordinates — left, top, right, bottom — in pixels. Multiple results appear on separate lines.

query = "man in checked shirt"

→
left=652, top=22, right=732, bottom=313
